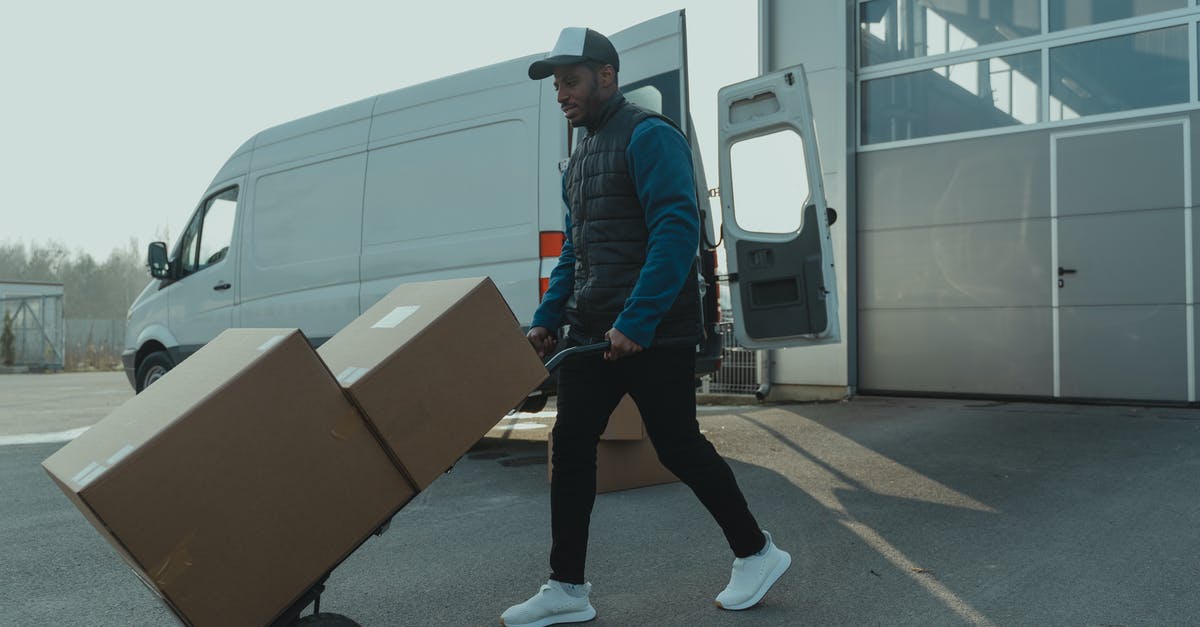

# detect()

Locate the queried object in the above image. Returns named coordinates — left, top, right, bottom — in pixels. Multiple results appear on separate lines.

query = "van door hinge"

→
left=707, top=187, right=720, bottom=198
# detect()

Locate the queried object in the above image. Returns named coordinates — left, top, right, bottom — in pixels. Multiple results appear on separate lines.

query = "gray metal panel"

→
left=1194, top=113, right=1200, bottom=310
left=1193, top=110, right=1200, bottom=191
left=1056, top=124, right=1185, bottom=216
left=858, top=308, right=1053, bottom=396
left=1193, top=114, right=1199, bottom=402
left=1195, top=201, right=1199, bottom=310
left=1059, top=305, right=1188, bottom=401
left=857, top=130, right=1050, bottom=231
left=734, top=204, right=831, bottom=340
left=761, top=0, right=848, bottom=73
left=1057, top=209, right=1186, bottom=306
left=860, top=219, right=1052, bottom=309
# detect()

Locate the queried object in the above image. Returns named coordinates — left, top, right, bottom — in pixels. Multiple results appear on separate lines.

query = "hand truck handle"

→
left=542, top=341, right=610, bottom=372
left=541, top=337, right=698, bottom=372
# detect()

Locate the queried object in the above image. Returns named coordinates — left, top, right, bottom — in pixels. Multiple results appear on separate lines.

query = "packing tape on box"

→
left=371, top=305, right=419, bottom=329
left=70, top=444, right=136, bottom=488
left=107, top=444, right=135, bottom=465
left=257, top=334, right=287, bottom=351
left=337, top=367, right=370, bottom=386
left=71, top=461, right=105, bottom=487
left=331, top=409, right=363, bottom=441
left=152, top=533, right=196, bottom=587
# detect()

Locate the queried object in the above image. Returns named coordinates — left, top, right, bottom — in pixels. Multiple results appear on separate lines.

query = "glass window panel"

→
left=177, top=213, right=201, bottom=275
left=861, top=51, right=1041, bottom=144
left=622, top=71, right=681, bottom=128
left=729, top=131, right=809, bottom=234
left=198, top=188, right=237, bottom=269
left=1049, top=26, right=1188, bottom=121
left=859, top=0, right=1041, bottom=67
left=1049, top=0, right=1186, bottom=32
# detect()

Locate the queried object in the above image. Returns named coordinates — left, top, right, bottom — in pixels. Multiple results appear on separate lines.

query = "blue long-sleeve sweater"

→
left=531, top=117, right=701, bottom=348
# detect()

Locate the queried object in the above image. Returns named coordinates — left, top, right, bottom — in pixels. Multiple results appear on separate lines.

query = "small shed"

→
left=0, top=280, right=65, bottom=370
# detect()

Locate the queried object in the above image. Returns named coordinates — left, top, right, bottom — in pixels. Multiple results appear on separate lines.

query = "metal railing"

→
left=701, top=320, right=760, bottom=396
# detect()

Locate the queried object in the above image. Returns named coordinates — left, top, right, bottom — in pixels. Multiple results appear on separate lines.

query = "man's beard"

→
left=570, top=75, right=605, bottom=129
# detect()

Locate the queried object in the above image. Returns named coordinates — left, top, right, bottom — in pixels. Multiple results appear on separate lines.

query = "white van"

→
left=122, top=11, right=840, bottom=395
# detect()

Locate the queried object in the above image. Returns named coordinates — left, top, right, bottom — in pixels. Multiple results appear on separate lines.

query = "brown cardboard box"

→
left=318, top=277, right=548, bottom=490
left=600, top=395, right=644, bottom=440
left=43, top=329, right=413, bottom=627
left=549, top=395, right=679, bottom=493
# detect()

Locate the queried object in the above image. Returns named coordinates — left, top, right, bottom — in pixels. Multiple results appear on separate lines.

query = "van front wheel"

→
left=135, top=351, right=174, bottom=393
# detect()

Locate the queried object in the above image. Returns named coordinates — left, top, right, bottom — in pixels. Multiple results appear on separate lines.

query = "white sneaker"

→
left=715, top=530, right=792, bottom=610
left=500, top=580, right=596, bottom=627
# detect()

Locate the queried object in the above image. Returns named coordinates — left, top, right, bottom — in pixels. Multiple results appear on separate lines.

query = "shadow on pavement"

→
left=723, top=399, right=1200, bottom=625
left=10, top=398, right=1200, bottom=625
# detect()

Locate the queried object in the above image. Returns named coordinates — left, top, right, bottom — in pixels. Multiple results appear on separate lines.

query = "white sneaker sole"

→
left=499, top=605, right=597, bottom=627
left=715, top=551, right=793, bottom=611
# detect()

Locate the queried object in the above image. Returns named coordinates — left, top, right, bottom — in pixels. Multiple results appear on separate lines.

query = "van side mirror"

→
left=147, top=242, right=170, bottom=279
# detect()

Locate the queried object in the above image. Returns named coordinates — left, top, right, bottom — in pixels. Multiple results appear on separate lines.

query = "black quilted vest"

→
left=562, top=94, right=701, bottom=343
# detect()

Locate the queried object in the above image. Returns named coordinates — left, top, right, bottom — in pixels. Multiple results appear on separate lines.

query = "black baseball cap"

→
left=528, top=27, right=620, bottom=80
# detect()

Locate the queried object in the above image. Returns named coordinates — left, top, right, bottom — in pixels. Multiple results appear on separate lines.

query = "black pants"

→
left=549, top=343, right=766, bottom=584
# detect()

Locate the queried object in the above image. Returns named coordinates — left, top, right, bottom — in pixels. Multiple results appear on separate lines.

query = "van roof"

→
left=204, top=52, right=545, bottom=191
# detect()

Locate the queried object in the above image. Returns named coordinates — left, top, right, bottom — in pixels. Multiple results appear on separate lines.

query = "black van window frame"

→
left=172, top=185, right=239, bottom=280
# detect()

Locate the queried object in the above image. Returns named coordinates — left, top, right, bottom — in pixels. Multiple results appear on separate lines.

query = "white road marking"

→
left=503, top=411, right=557, bottom=420
left=492, top=423, right=547, bottom=431
left=0, top=426, right=90, bottom=446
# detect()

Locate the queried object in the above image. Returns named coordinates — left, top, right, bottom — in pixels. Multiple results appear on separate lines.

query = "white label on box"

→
left=77, top=463, right=109, bottom=488
left=71, top=461, right=102, bottom=485
left=337, top=367, right=370, bottom=386
left=106, top=444, right=135, bottom=466
left=371, top=305, right=419, bottom=329
left=257, top=334, right=287, bottom=351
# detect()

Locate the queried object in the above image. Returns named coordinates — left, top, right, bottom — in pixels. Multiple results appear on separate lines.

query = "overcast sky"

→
left=1, top=0, right=758, bottom=260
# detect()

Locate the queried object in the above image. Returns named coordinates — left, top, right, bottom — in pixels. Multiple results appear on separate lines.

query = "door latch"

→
left=1057, top=266, right=1077, bottom=288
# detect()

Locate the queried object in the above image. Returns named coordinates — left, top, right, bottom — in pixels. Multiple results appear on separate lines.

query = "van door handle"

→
left=214, top=282, right=232, bottom=291
left=1058, top=267, right=1077, bottom=276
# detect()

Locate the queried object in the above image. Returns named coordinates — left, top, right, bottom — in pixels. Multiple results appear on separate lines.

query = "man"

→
left=500, top=27, right=791, bottom=627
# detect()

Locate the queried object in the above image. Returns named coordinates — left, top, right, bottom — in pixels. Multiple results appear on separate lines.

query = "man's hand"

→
left=527, top=326, right=557, bottom=358
left=604, top=328, right=643, bottom=361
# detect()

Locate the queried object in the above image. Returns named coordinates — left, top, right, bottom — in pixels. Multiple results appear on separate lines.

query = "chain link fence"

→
left=64, top=318, right=125, bottom=371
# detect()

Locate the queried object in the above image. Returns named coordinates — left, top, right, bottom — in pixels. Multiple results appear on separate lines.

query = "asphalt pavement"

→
left=2, top=373, right=1199, bottom=626
left=0, top=371, right=131, bottom=439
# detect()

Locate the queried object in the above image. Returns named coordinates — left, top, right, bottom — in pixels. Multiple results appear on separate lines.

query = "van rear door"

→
left=609, top=10, right=689, bottom=131
left=718, top=65, right=840, bottom=348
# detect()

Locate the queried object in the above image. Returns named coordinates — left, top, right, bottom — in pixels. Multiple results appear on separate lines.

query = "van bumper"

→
left=121, top=350, right=137, bottom=389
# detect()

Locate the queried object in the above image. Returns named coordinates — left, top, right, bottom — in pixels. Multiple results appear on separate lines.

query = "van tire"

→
left=135, top=351, right=174, bottom=393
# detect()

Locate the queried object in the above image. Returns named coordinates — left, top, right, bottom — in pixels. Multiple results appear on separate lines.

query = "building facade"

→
left=759, top=0, right=1198, bottom=404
